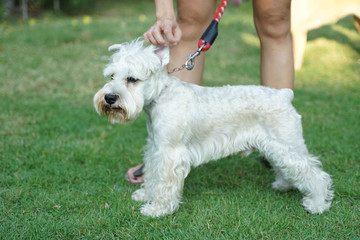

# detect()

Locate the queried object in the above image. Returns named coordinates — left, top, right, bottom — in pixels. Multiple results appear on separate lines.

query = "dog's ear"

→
left=154, top=46, right=170, bottom=67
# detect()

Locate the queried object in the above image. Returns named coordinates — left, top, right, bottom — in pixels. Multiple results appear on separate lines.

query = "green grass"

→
left=1, top=1, right=359, bottom=239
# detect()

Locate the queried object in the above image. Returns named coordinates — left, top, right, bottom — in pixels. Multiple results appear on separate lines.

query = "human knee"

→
left=254, top=3, right=291, bottom=39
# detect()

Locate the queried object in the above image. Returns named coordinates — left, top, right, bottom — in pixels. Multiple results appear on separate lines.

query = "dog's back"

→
left=186, top=83, right=294, bottom=111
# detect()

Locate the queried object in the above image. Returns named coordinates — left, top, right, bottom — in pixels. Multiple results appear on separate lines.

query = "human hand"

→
left=143, top=18, right=182, bottom=47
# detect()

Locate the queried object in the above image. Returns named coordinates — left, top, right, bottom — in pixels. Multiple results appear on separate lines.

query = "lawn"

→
left=1, top=0, right=359, bottom=239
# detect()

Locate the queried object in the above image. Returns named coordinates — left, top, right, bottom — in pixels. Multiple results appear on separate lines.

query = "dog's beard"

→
left=104, top=105, right=128, bottom=123
left=94, top=93, right=127, bottom=123
left=94, top=89, right=143, bottom=123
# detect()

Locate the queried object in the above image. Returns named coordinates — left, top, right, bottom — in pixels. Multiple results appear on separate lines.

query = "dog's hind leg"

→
left=271, top=169, right=295, bottom=191
left=262, top=141, right=333, bottom=214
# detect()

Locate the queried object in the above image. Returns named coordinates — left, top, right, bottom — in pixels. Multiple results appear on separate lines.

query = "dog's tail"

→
left=278, top=88, right=294, bottom=102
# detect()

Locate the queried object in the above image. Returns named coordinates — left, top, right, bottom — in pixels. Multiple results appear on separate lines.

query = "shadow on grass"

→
left=307, top=16, right=360, bottom=54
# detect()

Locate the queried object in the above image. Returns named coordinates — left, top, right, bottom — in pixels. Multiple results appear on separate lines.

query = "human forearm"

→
left=155, top=0, right=176, bottom=20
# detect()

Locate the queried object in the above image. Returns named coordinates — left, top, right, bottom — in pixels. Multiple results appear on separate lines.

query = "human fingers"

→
left=171, top=25, right=182, bottom=46
left=143, top=25, right=168, bottom=46
left=143, top=31, right=156, bottom=45
left=160, top=19, right=182, bottom=47
left=143, top=31, right=151, bottom=44
left=143, top=26, right=163, bottom=45
left=152, top=26, right=168, bottom=46
left=161, top=23, right=175, bottom=46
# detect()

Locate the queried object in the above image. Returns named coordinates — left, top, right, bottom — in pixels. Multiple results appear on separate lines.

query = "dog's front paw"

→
left=140, top=202, right=178, bottom=217
left=302, top=197, right=331, bottom=214
left=132, top=189, right=150, bottom=202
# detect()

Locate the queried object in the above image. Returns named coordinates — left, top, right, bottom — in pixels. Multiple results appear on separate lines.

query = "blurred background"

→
left=0, top=0, right=359, bottom=239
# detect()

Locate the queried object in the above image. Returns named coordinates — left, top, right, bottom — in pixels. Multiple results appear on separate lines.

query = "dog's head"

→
left=93, top=38, right=170, bottom=123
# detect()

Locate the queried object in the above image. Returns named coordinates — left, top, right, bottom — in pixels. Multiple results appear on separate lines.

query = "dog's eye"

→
left=111, top=74, right=114, bottom=80
left=127, top=77, right=139, bottom=83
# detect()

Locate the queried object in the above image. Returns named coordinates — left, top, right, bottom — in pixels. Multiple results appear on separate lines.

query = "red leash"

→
left=198, top=0, right=229, bottom=51
left=169, top=0, right=229, bottom=73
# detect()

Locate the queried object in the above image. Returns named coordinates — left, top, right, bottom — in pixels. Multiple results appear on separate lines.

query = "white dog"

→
left=94, top=39, right=333, bottom=217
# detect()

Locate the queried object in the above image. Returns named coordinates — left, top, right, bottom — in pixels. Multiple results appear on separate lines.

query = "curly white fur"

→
left=94, top=39, right=333, bottom=217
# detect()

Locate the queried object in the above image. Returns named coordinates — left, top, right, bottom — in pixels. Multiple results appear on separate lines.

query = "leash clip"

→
left=185, top=44, right=205, bottom=70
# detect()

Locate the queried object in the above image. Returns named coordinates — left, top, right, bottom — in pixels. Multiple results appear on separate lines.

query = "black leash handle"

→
left=198, top=0, right=229, bottom=51
left=184, top=0, right=229, bottom=70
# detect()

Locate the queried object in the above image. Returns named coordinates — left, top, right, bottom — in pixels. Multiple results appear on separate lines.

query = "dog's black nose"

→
left=104, top=94, right=119, bottom=105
